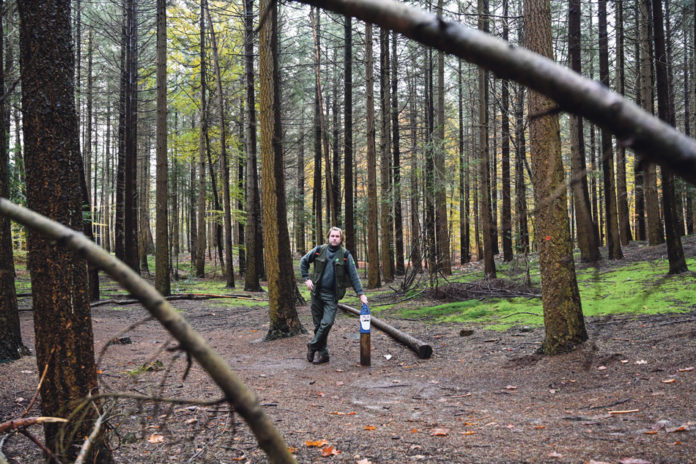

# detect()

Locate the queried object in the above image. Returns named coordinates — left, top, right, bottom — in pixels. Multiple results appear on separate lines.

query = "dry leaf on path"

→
left=146, top=433, right=164, bottom=444
left=321, top=445, right=341, bottom=456
left=678, top=367, right=694, bottom=372
left=617, top=458, right=652, bottom=464
left=364, top=425, right=376, bottom=430
left=306, top=439, right=329, bottom=447
left=356, top=459, right=372, bottom=464
left=430, top=428, right=450, bottom=436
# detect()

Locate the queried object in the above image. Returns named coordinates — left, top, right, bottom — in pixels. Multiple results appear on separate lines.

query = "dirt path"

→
left=1, top=293, right=695, bottom=463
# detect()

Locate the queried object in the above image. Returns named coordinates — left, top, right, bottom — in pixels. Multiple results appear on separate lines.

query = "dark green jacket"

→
left=300, top=245, right=364, bottom=300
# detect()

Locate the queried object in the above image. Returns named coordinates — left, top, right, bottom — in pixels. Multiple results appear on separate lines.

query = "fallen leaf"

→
left=410, top=428, right=418, bottom=433
left=678, top=367, right=694, bottom=372
left=505, top=385, right=517, bottom=390
left=635, top=360, right=648, bottom=365
left=588, top=460, right=611, bottom=464
left=430, top=428, right=449, bottom=436
left=618, top=459, right=652, bottom=464
left=662, top=378, right=676, bottom=384
left=356, top=459, right=372, bottom=464
left=667, top=425, right=689, bottom=433
left=147, top=434, right=164, bottom=444
left=535, top=425, right=546, bottom=429
left=317, top=391, right=325, bottom=397
left=547, top=451, right=563, bottom=458
left=305, top=439, right=329, bottom=447
left=288, top=446, right=297, bottom=453
left=460, top=431, right=475, bottom=435
left=364, top=425, right=376, bottom=431
left=598, top=366, right=607, bottom=371
left=384, top=354, right=392, bottom=360
left=321, top=445, right=341, bottom=456
left=96, top=370, right=103, bottom=374
left=185, top=418, right=197, bottom=425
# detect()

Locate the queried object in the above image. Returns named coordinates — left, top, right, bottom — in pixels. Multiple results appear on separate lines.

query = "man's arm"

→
left=345, top=251, right=368, bottom=305
left=300, top=247, right=318, bottom=291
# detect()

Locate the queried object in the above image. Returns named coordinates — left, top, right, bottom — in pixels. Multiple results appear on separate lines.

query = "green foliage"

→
left=388, top=256, right=696, bottom=331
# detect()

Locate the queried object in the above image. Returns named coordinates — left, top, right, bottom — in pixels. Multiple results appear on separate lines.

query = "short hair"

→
left=326, top=226, right=344, bottom=243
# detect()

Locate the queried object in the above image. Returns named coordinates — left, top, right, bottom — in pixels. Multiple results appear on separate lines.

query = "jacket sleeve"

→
left=345, top=251, right=364, bottom=296
left=300, top=247, right=318, bottom=280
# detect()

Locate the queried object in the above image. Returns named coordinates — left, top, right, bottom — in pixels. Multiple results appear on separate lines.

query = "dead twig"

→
left=74, top=404, right=108, bottom=464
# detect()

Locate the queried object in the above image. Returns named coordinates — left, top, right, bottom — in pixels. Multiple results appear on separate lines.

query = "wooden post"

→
left=360, top=303, right=371, bottom=366
left=339, top=303, right=433, bottom=359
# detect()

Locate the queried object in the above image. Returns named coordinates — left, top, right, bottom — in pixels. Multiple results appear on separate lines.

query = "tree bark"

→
left=639, top=0, right=663, bottom=245
left=343, top=16, right=355, bottom=259
left=259, top=0, right=305, bottom=338
left=0, top=0, right=24, bottom=362
left=365, top=23, right=381, bottom=288
left=435, top=0, right=451, bottom=275
left=524, top=0, right=587, bottom=354
left=478, top=0, right=496, bottom=278
left=379, top=27, right=394, bottom=282
left=615, top=0, right=632, bottom=245
left=124, top=0, right=139, bottom=273
left=391, top=33, right=405, bottom=276
left=500, top=0, right=513, bottom=262
left=652, top=0, right=687, bottom=274
left=195, top=0, right=208, bottom=278
left=568, top=0, right=599, bottom=262
left=17, top=0, right=113, bottom=459
left=598, top=0, right=623, bottom=260
left=244, top=0, right=263, bottom=291
left=206, top=3, right=235, bottom=288
left=155, top=0, right=170, bottom=296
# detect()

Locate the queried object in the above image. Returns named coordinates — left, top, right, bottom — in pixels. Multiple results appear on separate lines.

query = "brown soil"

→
left=2, top=251, right=696, bottom=463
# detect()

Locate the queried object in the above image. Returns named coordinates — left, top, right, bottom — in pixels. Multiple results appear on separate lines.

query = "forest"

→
left=0, top=0, right=695, bottom=462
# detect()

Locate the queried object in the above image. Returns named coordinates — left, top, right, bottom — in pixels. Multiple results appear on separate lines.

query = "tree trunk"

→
left=598, top=0, right=623, bottom=260
left=615, top=0, right=632, bottom=245
left=639, top=0, right=663, bottom=246
left=244, top=0, right=263, bottom=291
left=259, top=0, right=305, bottom=338
left=500, top=0, right=513, bottom=262
left=344, top=16, right=355, bottom=259
left=195, top=0, right=208, bottom=278
left=652, top=0, right=687, bottom=274
left=391, top=32, right=405, bottom=276
left=435, top=0, right=451, bottom=275
left=206, top=3, right=235, bottom=288
left=515, top=84, right=529, bottom=254
left=124, top=0, right=139, bottom=273
left=458, top=56, right=470, bottom=264
left=312, top=9, right=323, bottom=244
left=408, top=61, right=422, bottom=273
left=18, top=1, right=113, bottom=459
left=379, top=27, right=394, bottom=283
left=478, top=0, right=496, bottom=278
left=425, top=46, right=436, bottom=274
left=0, top=0, right=24, bottom=361
left=568, top=0, right=600, bottom=262
left=524, top=0, right=587, bottom=354
left=365, top=23, right=381, bottom=288
left=155, top=0, right=170, bottom=295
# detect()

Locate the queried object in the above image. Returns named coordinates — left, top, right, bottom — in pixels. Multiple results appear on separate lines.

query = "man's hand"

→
left=360, top=294, right=368, bottom=306
left=305, top=279, right=314, bottom=291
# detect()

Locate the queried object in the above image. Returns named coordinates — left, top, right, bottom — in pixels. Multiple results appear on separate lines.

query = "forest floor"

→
left=1, top=240, right=696, bottom=463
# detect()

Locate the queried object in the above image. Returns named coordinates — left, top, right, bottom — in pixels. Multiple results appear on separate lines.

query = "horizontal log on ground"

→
left=338, top=303, right=432, bottom=359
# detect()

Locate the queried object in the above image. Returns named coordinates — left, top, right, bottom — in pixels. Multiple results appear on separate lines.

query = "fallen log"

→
left=338, top=303, right=432, bottom=359
left=89, top=293, right=264, bottom=308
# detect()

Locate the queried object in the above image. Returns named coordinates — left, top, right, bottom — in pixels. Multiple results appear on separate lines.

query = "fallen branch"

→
left=0, top=417, right=68, bottom=434
left=338, top=303, right=432, bottom=359
left=89, top=293, right=265, bottom=308
left=74, top=405, right=107, bottom=464
left=0, top=198, right=295, bottom=464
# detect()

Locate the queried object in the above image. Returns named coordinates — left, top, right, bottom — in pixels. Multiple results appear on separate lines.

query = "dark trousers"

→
left=308, top=290, right=338, bottom=356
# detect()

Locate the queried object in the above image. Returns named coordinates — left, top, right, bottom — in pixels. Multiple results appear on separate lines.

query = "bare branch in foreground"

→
left=294, top=0, right=696, bottom=184
left=0, top=198, right=296, bottom=464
